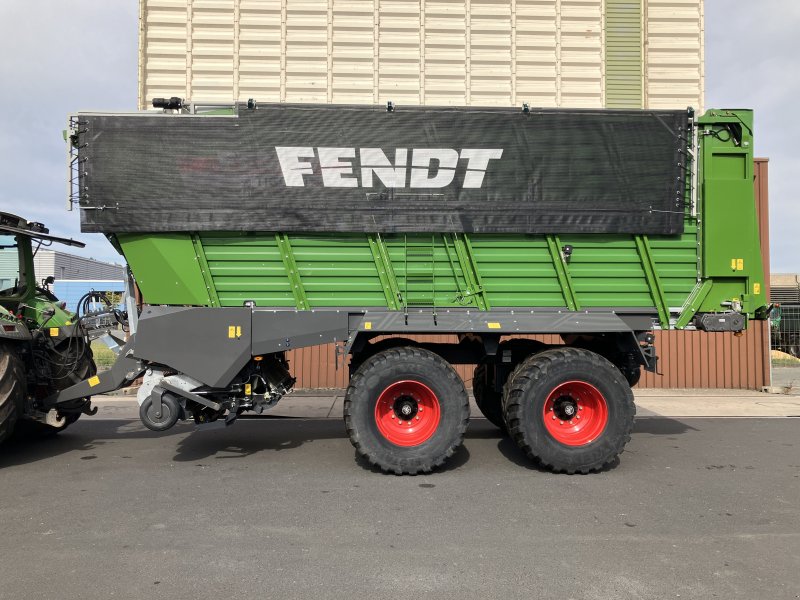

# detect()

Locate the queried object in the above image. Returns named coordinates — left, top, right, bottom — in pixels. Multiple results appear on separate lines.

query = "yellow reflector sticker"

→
left=228, top=326, right=236, bottom=338
left=88, top=375, right=100, bottom=388
left=730, top=258, right=737, bottom=270
left=364, top=321, right=372, bottom=330
left=236, top=325, right=242, bottom=337
left=754, top=282, right=761, bottom=295
left=737, top=259, right=744, bottom=271
left=49, top=327, right=59, bottom=337
left=245, top=383, right=252, bottom=395
left=488, top=322, right=502, bottom=329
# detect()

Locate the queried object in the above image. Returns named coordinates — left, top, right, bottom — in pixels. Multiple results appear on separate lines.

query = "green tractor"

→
left=0, top=212, right=103, bottom=443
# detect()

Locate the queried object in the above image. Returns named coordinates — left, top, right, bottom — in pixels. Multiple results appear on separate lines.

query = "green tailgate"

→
left=114, top=109, right=767, bottom=329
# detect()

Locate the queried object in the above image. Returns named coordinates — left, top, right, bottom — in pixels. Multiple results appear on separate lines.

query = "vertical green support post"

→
left=367, top=233, right=402, bottom=310
left=443, top=234, right=478, bottom=308
left=275, top=233, right=310, bottom=310
left=190, top=234, right=220, bottom=307
left=546, top=235, right=579, bottom=311
left=452, top=234, right=489, bottom=311
left=634, top=235, right=670, bottom=328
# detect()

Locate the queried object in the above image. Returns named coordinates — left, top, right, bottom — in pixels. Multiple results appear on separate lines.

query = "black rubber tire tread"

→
left=503, top=347, right=635, bottom=474
left=17, top=344, right=97, bottom=438
left=52, top=345, right=97, bottom=430
left=344, top=346, right=470, bottom=475
left=49, top=341, right=97, bottom=391
left=0, top=342, right=26, bottom=445
left=472, top=363, right=505, bottom=429
left=473, top=339, right=547, bottom=430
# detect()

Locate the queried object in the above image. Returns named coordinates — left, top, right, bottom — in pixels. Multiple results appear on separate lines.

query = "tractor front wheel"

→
left=0, top=342, right=26, bottom=445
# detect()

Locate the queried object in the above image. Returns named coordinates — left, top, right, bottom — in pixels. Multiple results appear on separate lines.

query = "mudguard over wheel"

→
left=349, top=337, right=419, bottom=372
left=344, top=346, right=470, bottom=475
left=503, top=347, right=635, bottom=474
left=0, top=342, right=26, bottom=445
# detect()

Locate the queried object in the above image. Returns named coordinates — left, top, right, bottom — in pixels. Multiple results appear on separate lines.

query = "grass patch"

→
left=771, top=350, right=800, bottom=368
left=91, top=339, right=117, bottom=370
left=772, top=359, right=800, bottom=368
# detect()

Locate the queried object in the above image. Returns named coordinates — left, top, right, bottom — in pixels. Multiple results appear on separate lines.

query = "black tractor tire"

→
left=49, top=340, right=97, bottom=390
left=51, top=343, right=97, bottom=431
left=0, top=342, right=26, bottom=445
left=503, top=347, right=635, bottom=474
left=17, top=342, right=98, bottom=438
left=472, top=339, right=547, bottom=430
left=344, top=346, right=470, bottom=475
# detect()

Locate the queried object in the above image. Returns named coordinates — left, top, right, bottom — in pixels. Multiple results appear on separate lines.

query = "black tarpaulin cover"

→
left=77, top=104, right=688, bottom=234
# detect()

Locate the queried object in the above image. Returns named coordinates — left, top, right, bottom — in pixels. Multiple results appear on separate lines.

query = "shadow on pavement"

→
left=0, top=419, right=185, bottom=469
left=495, top=437, right=551, bottom=472
left=463, top=419, right=506, bottom=439
left=632, top=416, right=698, bottom=436
left=354, top=444, right=471, bottom=474
left=172, top=418, right=346, bottom=462
left=494, top=416, right=698, bottom=473
left=495, top=437, right=620, bottom=473
left=2, top=415, right=697, bottom=470
left=175, top=418, right=473, bottom=473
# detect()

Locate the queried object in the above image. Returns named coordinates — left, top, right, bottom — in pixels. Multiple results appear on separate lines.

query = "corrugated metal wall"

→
left=287, top=159, right=770, bottom=390
left=644, top=0, right=704, bottom=110
left=35, top=251, right=126, bottom=281
left=286, top=326, right=770, bottom=390
left=605, top=0, right=642, bottom=107
left=1, top=249, right=124, bottom=288
left=0, top=249, right=20, bottom=290
left=139, top=0, right=704, bottom=111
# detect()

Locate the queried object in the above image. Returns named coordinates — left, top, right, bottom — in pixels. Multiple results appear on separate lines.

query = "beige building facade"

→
left=139, top=0, right=704, bottom=111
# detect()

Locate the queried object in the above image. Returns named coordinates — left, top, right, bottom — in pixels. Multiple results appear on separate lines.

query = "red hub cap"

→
left=542, top=381, right=608, bottom=446
left=374, top=380, right=441, bottom=447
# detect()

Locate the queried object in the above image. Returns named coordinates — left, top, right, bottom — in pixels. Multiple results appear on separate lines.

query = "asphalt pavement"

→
left=1, top=402, right=798, bottom=599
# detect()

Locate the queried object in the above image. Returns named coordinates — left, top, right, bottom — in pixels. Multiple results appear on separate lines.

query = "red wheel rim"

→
left=542, top=381, right=608, bottom=446
left=374, top=380, right=441, bottom=447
